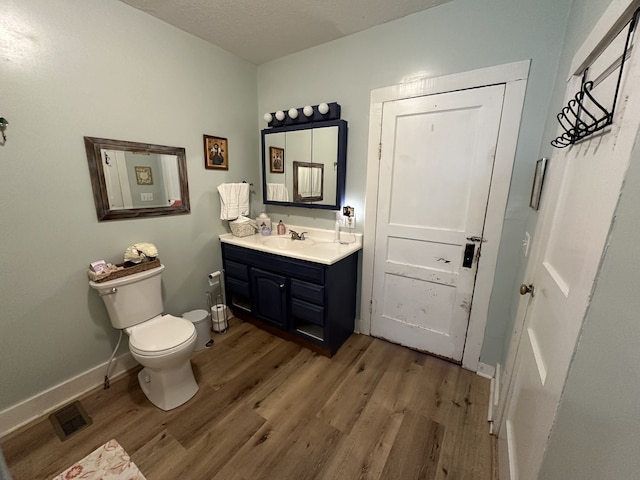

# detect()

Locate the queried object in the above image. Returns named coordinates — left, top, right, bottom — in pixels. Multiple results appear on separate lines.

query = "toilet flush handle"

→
left=99, top=287, right=118, bottom=296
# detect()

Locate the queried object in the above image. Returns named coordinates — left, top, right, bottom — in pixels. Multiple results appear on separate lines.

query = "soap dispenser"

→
left=277, top=220, right=286, bottom=235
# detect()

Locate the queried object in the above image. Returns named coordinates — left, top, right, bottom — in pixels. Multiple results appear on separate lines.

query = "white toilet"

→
left=89, top=264, right=199, bottom=410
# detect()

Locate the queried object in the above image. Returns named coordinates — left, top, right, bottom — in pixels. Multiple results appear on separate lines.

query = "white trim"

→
left=0, top=353, right=137, bottom=438
left=360, top=60, right=530, bottom=373
left=370, top=60, right=530, bottom=105
left=494, top=362, right=501, bottom=407
left=477, top=362, right=496, bottom=380
left=488, top=376, right=496, bottom=427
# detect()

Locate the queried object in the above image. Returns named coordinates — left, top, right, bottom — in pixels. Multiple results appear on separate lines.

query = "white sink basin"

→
left=259, top=236, right=316, bottom=251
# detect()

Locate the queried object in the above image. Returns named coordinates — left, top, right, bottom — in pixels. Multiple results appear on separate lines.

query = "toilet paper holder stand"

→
left=207, top=271, right=229, bottom=333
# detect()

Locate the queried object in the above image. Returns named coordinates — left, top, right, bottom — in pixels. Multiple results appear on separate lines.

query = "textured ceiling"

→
left=119, top=0, right=451, bottom=64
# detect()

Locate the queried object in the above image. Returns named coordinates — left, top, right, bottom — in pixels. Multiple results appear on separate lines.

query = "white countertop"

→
left=219, top=224, right=362, bottom=265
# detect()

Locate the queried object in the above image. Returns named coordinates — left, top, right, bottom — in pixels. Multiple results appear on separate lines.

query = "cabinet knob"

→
left=279, top=283, right=285, bottom=288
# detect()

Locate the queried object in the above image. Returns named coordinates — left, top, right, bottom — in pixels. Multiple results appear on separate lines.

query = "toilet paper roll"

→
left=208, top=271, right=221, bottom=287
left=211, top=304, right=230, bottom=332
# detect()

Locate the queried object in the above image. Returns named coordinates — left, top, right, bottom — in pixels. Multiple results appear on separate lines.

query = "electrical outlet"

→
left=346, top=214, right=355, bottom=229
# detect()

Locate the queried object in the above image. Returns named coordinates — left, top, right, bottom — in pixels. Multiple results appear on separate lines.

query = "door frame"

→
left=495, top=0, right=640, bottom=437
left=360, top=60, right=530, bottom=371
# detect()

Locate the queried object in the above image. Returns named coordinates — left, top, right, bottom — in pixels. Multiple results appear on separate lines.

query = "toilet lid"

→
left=128, top=315, right=195, bottom=353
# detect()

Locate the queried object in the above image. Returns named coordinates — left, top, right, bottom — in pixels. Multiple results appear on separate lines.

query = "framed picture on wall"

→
left=529, top=157, right=548, bottom=210
left=135, top=166, right=153, bottom=185
left=204, top=135, right=229, bottom=170
left=269, top=147, right=284, bottom=173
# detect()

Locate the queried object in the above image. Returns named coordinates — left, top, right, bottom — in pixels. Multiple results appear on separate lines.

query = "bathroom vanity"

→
left=220, top=227, right=362, bottom=356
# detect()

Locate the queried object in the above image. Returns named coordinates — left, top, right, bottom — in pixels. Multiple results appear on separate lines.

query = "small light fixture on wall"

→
left=262, top=103, right=341, bottom=128
left=0, top=117, right=8, bottom=145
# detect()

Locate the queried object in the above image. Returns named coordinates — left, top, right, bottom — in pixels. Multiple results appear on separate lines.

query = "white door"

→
left=370, top=85, right=505, bottom=362
left=102, top=149, right=133, bottom=209
left=501, top=11, right=640, bottom=479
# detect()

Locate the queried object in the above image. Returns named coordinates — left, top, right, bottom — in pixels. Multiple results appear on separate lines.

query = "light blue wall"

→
left=257, top=0, right=572, bottom=366
left=501, top=0, right=615, bottom=366
left=0, top=0, right=258, bottom=412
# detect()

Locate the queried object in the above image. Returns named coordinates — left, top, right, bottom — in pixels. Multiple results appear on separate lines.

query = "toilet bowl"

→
left=126, top=314, right=199, bottom=410
left=89, top=264, right=199, bottom=410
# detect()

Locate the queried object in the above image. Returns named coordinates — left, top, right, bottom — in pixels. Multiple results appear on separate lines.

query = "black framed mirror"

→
left=261, top=119, right=347, bottom=210
left=84, top=137, right=190, bottom=221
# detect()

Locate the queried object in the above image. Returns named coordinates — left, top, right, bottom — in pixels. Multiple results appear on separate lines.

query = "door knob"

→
left=519, top=283, right=534, bottom=296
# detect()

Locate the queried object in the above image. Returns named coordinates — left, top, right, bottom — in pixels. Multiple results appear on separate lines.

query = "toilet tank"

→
left=89, top=264, right=165, bottom=329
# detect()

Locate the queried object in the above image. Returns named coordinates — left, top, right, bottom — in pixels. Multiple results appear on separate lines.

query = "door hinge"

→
left=369, top=299, right=373, bottom=316
left=378, top=143, right=382, bottom=160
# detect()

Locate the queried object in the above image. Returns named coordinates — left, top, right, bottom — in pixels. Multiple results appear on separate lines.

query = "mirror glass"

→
left=293, top=161, right=324, bottom=202
left=84, top=137, right=190, bottom=221
left=261, top=119, right=347, bottom=210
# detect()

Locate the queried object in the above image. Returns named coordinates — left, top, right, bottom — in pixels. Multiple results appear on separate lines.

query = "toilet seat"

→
left=127, top=314, right=196, bottom=357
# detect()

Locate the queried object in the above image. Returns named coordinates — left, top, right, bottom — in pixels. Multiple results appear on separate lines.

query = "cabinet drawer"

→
left=226, top=277, right=250, bottom=297
left=223, top=244, right=324, bottom=284
left=291, top=298, right=324, bottom=327
left=290, top=279, right=324, bottom=305
left=225, top=259, right=249, bottom=281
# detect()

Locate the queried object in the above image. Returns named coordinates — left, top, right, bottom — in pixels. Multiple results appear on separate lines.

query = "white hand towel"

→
left=238, top=182, right=250, bottom=216
left=267, top=183, right=289, bottom=202
left=217, top=183, right=237, bottom=220
left=218, top=183, right=250, bottom=220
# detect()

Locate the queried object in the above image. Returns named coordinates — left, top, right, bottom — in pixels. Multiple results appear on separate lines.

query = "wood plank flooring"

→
left=1, top=319, right=495, bottom=480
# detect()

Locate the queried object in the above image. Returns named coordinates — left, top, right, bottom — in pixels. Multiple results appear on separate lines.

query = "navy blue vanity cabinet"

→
left=220, top=242, right=358, bottom=356
left=223, top=258, right=252, bottom=313
left=251, top=268, right=288, bottom=329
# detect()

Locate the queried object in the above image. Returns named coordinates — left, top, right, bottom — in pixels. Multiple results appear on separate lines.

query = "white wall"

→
left=0, top=0, right=258, bottom=413
left=257, top=0, right=572, bottom=366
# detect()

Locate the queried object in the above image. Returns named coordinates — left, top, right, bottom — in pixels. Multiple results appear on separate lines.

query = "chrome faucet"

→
left=289, top=230, right=307, bottom=241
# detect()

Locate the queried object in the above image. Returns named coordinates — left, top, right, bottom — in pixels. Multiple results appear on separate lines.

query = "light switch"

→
left=141, top=193, right=153, bottom=201
left=522, top=231, right=531, bottom=257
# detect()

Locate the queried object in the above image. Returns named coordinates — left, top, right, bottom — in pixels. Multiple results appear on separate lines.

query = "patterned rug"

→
left=51, top=439, right=146, bottom=480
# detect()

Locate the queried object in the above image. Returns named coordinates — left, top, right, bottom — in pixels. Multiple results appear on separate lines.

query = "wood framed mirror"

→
left=84, top=137, right=190, bottom=221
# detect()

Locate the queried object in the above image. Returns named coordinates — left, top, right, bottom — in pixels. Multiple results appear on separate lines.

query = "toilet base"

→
left=137, top=363, right=199, bottom=411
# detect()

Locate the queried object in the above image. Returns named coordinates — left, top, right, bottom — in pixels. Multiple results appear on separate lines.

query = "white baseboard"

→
left=477, top=362, right=498, bottom=434
left=0, top=353, right=137, bottom=439
left=476, top=362, right=496, bottom=379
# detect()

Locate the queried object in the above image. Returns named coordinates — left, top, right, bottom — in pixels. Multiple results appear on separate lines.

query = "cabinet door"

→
left=251, top=268, right=288, bottom=328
